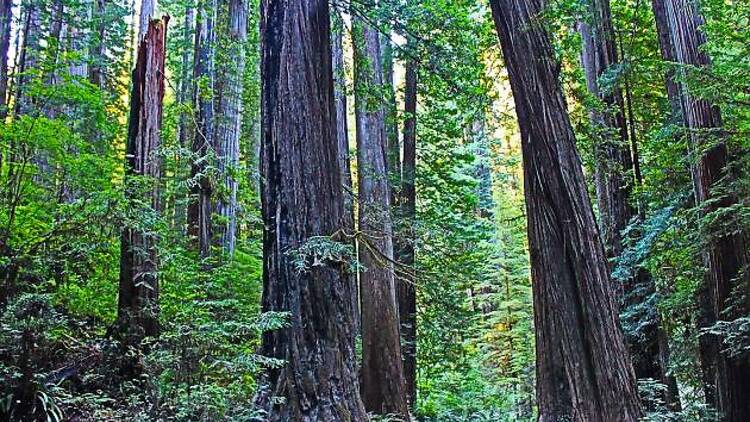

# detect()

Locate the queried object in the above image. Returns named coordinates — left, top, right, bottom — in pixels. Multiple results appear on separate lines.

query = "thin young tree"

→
left=331, top=9, right=358, bottom=333
left=399, top=54, right=418, bottom=408
left=0, top=0, right=12, bottom=118
left=489, top=0, right=643, bottom=420
left=117, top=15, right=168, bottom=339
left=352, top=13, right=409, bottom=418
left=254, top=0, right=366, bottom=420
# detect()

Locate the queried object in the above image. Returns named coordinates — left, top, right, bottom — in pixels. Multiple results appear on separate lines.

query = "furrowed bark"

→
left=254, top=0, right=366, bottom=420
left=214, top=0, right=246, bottom=256
left=660, top=0, right=750, bottom=419
left=352, top=14, right=408, bottom=418
left=579, top=0, right=678, bottom=408
left=489, top=0, right=643, bottom=420
left=117, top=15, right=168, bottom=340
left=188, top=0, right=215, bottom=257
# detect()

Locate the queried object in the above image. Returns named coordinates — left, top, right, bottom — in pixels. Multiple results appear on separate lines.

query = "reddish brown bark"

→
left=660, top=0, right=750, bottom=419
left=489, top=0, right=643, bottom=420
left=580, top=0, right=679, bottom=408
left=117, top=16, right=168, bottom=339
left=352, top=15, right=409, bottom=418
left=187, top=0, right=215, bottom=257
left=214, top=0, right=246, bottom=256
left=254, top=0, right=366, bottom=420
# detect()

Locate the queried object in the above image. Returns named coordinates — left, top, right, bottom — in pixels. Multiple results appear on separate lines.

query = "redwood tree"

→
left=399, top=55, right=418, bottom=408
left=352, top=14, right=409, bottom=418
left=489, top=0, right=643, bottom=420
left=118, top=16, right=168, bottom=339
left=579, top=0, right=678, bottom=406
left=254, top=0, right=366, bottom=420
left=331, top=10, right=358, bottom=334
left=188, top=0, right=215, bottom=257
left=214, top=0, right=246, bottom=255
left=659, top=0, right=750, bottom=419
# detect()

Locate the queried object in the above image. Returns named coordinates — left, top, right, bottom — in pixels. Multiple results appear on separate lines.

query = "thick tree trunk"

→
left=254, top=1, right=366, bottom=420
left=399, top=56, right=418, bottom=409
left=214, top=0, right=245, bottom=256
left=331, top=11, right=358, bottom=334
left=117, top=16, right=168, bottom=340
left=0, top=0, right=12, bottom=119
left=661, top=0, right=750, bottom=420
left=352, top=16, right=409, bottom=418
left=651, top=0, right=682, bottom=119
left=188, top=0, right=215, bottom=257
left=489, top=1, right=643, bottom=420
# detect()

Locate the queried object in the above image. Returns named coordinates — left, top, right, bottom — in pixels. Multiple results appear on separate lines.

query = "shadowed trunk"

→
left=489, top=0, right=643, bottom=420
left=188, top=0, right=215, bottom=257
left=580, top=0, right=678, bottom=408
left=0, top=0, right=12, bottom=119
left=399, top=55, right=418, bottom=409
left=89, top=0, right=107, bottom=88
left=660, top=0, right=750, bottom=419
left=381, top=34, right=400, bottom=205
left=15, top=0, right=42, bottom=116
left=117, top=16, right=168, bottom=340
left=331, top=10, right=358, bottom=334
left=253, top=0, right=366, bottom=420
left=214, top=0, right=246, bottom=256
left=352, top=14, right=409, bottom=418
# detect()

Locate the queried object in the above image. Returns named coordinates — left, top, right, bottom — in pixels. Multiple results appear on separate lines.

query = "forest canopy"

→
left=0, top=0, right=748, bottom=421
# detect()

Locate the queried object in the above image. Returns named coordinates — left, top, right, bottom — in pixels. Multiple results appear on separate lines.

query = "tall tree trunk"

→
left=254, top=0, right=366, bottom=420
left=214, top=0, right=245, bottom=256
left=177, top=5, right=195, bottom=149
left=651, top=0, right=682, bottom=120
left=579, top=0, right=678, bottom=407
left=117, top=15, right=168, bottom=340
left=89, top=0, right=107, bottom=88
left=399, top=55, right=418, bottom=409
left=15, top=0, right=42, bottom=116
left=331, top=10, right=358, bottom=334
left=661, top=0, right=750, bottom=419
left=352, top=15, right=409, bottom=418
left=0, top=0, right=12, bottom=119
left=489, top=1, right=643, bottom=420
left=381, top=34, right=400, bottom=204
left=138, top=0, right=156, bottom=41
left=578, top=0, right=633, bottom=274
left=188, top=0, right=215, bottom=257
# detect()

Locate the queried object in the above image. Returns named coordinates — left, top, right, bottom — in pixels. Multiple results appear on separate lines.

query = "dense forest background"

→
left=0, top=0, right=748, bottom=420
